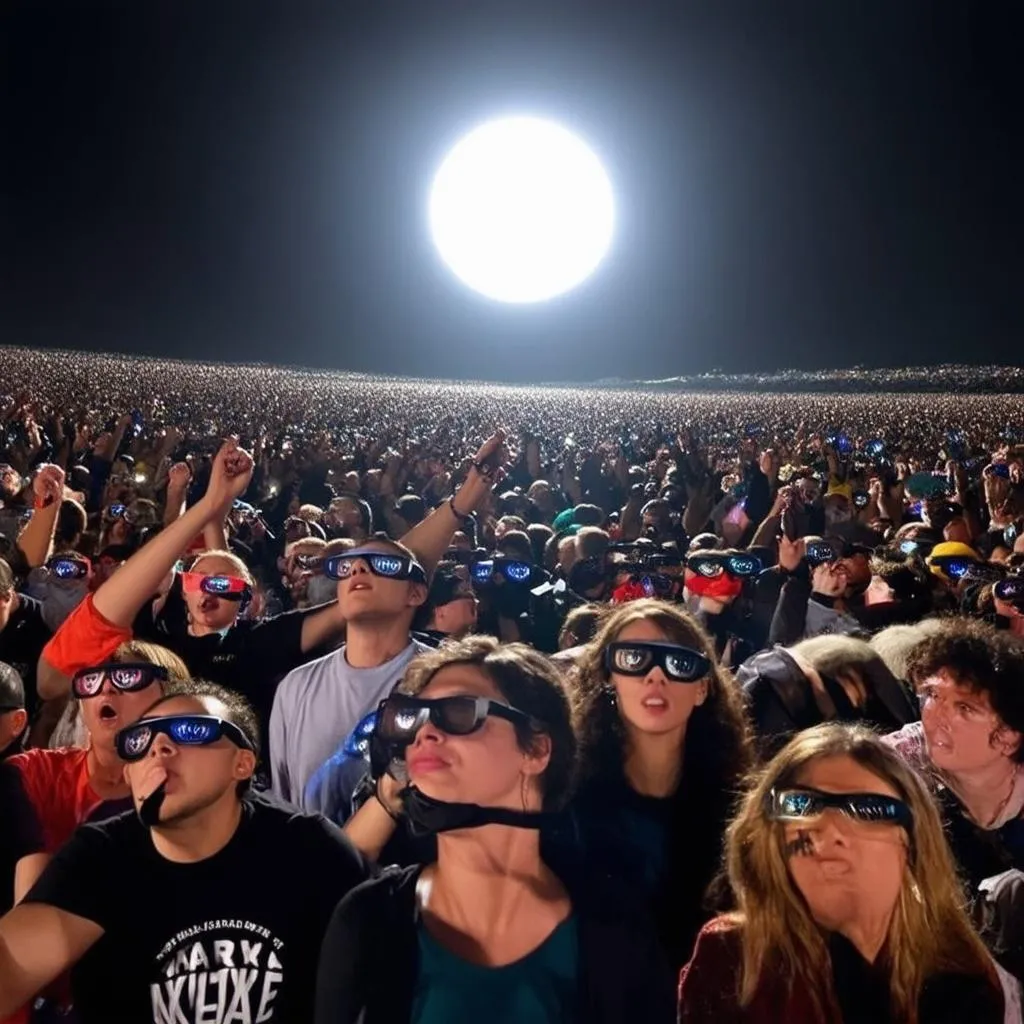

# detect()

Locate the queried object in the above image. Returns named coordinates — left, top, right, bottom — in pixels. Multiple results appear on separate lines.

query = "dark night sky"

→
left=2, top=2, right=1022, bottom=383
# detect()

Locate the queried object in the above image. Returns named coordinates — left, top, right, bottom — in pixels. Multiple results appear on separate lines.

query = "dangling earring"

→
left=520, top=773, right=529, bottom=813
left=603, top=684, right=617, bottom=707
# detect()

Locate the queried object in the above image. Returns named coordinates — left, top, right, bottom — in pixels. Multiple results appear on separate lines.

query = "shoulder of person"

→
left=242, top=791, right=370, bottom=869
left=330, top=863, right=420, bottom=924
left=919, top=970, right=1004, bottom=1023
left=276, top=645, right=347, bottom=691
left=7, top=745, right=88, bottom=791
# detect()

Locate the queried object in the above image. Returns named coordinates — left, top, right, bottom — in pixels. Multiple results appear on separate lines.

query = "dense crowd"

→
left=2, top=346, right=1024, bottom=1022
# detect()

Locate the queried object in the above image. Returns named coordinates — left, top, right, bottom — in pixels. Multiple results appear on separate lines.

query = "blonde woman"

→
left=679, top=722, right=1006, bottom=1023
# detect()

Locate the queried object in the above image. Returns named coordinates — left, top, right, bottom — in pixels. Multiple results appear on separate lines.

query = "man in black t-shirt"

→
left=0, top=680, right=368, bottom=1023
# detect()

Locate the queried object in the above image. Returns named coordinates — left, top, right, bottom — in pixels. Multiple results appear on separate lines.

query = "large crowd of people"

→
left=2, top=346, right=1024, bottom=1022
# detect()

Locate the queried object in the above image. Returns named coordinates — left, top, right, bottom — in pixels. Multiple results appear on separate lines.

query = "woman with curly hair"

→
left=558, top=598, right=752, bottom=969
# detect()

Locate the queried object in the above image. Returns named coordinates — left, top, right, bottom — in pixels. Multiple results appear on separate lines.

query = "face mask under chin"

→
left=402, top=785, right=550, bottom=838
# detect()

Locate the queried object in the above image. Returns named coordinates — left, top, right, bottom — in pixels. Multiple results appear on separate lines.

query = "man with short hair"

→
left=418, top=565, right=479, bottom=643
left=270, top=537, right=431, bottom=809
left=0, top=662, right=27, bottom=760
left=0, top=680, right=368, bottom=1023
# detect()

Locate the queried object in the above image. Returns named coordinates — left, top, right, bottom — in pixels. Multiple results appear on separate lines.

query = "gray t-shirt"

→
left=269, top=639, right=429, bottom=810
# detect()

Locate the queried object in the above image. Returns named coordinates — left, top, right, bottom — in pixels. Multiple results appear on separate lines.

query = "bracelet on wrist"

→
left=448, top=495, right=470, bottom=520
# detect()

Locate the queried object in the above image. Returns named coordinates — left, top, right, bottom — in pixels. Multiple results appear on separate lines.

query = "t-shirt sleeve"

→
left=242, top=608, right=316, bottom=680
left=294, top=813, right=372, bottom=901
left=22, top=822, right=121, bottom=931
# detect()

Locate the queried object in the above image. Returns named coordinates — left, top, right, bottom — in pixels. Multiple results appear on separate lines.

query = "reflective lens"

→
left=930, top=556, right=976, bottom=580
left=898, top=539, right=933, bottom=557
left=180, top=572, right=250, bottom=599
left=995, top=578, right=1024, bottom=604
left=805, top=540, right=839, bottom=566
left=725, top=554, right=762, bottom=578
left=115, top=714, right=252, bottom=762
left=375, top=694, right=527, bottom=746
left=48, top=557, right=90, bottom=580
left=72, top=662, right=169, bottom=698
left=605, top=641, right=711, bottom=682
left=767, top=787, right=914, bottom=832
left=323, top=550, right=426, bottom=583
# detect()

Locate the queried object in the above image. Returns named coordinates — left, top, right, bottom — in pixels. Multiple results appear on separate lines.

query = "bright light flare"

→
left=429, top=116, right=615, bottom=303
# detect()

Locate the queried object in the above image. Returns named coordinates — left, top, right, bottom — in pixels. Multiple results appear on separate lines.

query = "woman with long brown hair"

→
left=559, top=598, right=751, bottom=969
left=679, top=722, right=1006, bottom=1023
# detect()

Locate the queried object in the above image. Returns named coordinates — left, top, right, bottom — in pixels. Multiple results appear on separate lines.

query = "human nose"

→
left=148, top=732, right=177, bottom=759
left=409, top=716, right=444, bottom=748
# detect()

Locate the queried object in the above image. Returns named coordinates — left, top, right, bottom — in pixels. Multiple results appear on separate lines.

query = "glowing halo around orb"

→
left=428, top=116, right=615, bottom=304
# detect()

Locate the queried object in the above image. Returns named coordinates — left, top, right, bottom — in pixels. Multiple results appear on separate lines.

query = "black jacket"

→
left=314, top=863, right=677, bottom=1024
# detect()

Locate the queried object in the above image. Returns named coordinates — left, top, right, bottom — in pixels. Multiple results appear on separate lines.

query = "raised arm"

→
left=92, top=439, right=254, bottom=629
left=400, top=430, right=508, bottom=577
left=16, top=465, right=65, bottom=568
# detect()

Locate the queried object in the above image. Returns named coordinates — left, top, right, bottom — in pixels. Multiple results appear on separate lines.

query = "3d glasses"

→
left=604, top=641, right=711, bottom=682
left=116, top=714, right=253, bottom=762
left=471, top=558, right=533, bottom=586
left=47, top=555, right=91, bottom=580
left=686, top=552, right=762, bottom=579
left=766, top=786, right=914, bottom=835
left=180, top=572, right=251, bottom=601
left=323, top=548, right=427, bottom=584
left=106, top=503, right=138, bottom=524
left=928, top=556, right=979, bottom=581
left=375, top=693, right=531, bottom=747
left=73, top=662, right=169, bottom=698
left=995, top=577, right=1024, bottom=608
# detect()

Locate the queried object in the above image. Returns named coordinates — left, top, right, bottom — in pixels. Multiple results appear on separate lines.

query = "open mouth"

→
left=642, top=695, right=668, bottom=710
left=98, top=702, right=118, bottom=722
left=349, top=581, right=372, bottom=593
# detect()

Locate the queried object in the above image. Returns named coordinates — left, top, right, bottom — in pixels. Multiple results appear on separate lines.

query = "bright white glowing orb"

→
left=429, top=116, right=615, bottom=303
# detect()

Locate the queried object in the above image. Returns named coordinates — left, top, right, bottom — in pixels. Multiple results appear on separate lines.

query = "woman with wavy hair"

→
left=679, top=722, right=1006, bottom=1023
left=559, top=598, right=752, bottom=969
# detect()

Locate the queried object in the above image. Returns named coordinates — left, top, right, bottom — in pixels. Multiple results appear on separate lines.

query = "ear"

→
left=407, top=581, right=428, bottom=610
left=995, top=727, right=1022, bottom=760
left=694, top=680, right=709, bottom=706
left=9, top=708, right=27, bottom=737
left=123, top=763, right=132, bottom=786
left=521, top=732, right=552, bottom=778
left=234, top=748, right=257, bottom=781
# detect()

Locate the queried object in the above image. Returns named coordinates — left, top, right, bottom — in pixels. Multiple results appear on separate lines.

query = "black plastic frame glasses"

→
left=72, top=663, right=169, bottom=699
left=115, top=714, right=253, bottom=762
left=604, top=641, right=711, bottom=683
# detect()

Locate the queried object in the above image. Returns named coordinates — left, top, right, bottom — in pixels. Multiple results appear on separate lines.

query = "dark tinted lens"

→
left=995, top=578, right=1024, bottom=602
left=51, top=559, right=86, bottom=579
left=806, top=541, right=837, bottom=564
left=322, top=555, right=349, bottom=580
left=73, top=670, right=106, bottom=697
left=844, top=794, right=905, bottom=823
left=117, top=722, right=154, bottom=761
left=110, top=504, right=126, bottom=517
left=500, top=561, right=532, bottom=583
left=609, top=645, right=654, bottom=674
left=773, top=789, right=822, bottom=818
left=726, top=554, right=761, bottom=577
left=202, top=576, right=232, bottom=593
left=662, top=648, right=707, bottom=680
left=939, top=558, right=972, bottom=579
left=689, top=557, right=723, bottom=578
left=166, top=717, right=222, bottom=746
left=432, top=696, right=485, bottom=735
left=369, top=554, right=405, bottom=577
left=108, top=666, right=149, bottom=690
left=378, top=698, right=428, bottom=742
left=472, top=561, right=494, bottom=584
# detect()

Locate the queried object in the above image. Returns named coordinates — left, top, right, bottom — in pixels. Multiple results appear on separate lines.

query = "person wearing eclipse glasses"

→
left=679, top=722, right=1006, bottom=1023
left=270, top=433, right=512, bottom=812
left=314, top=635, right=676, bottom=1024
left=555, top=598, right=751, bottom=971
left=0, top=679, right=369, bottom=1024
left=0, top=640, right=186, bottom=1024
